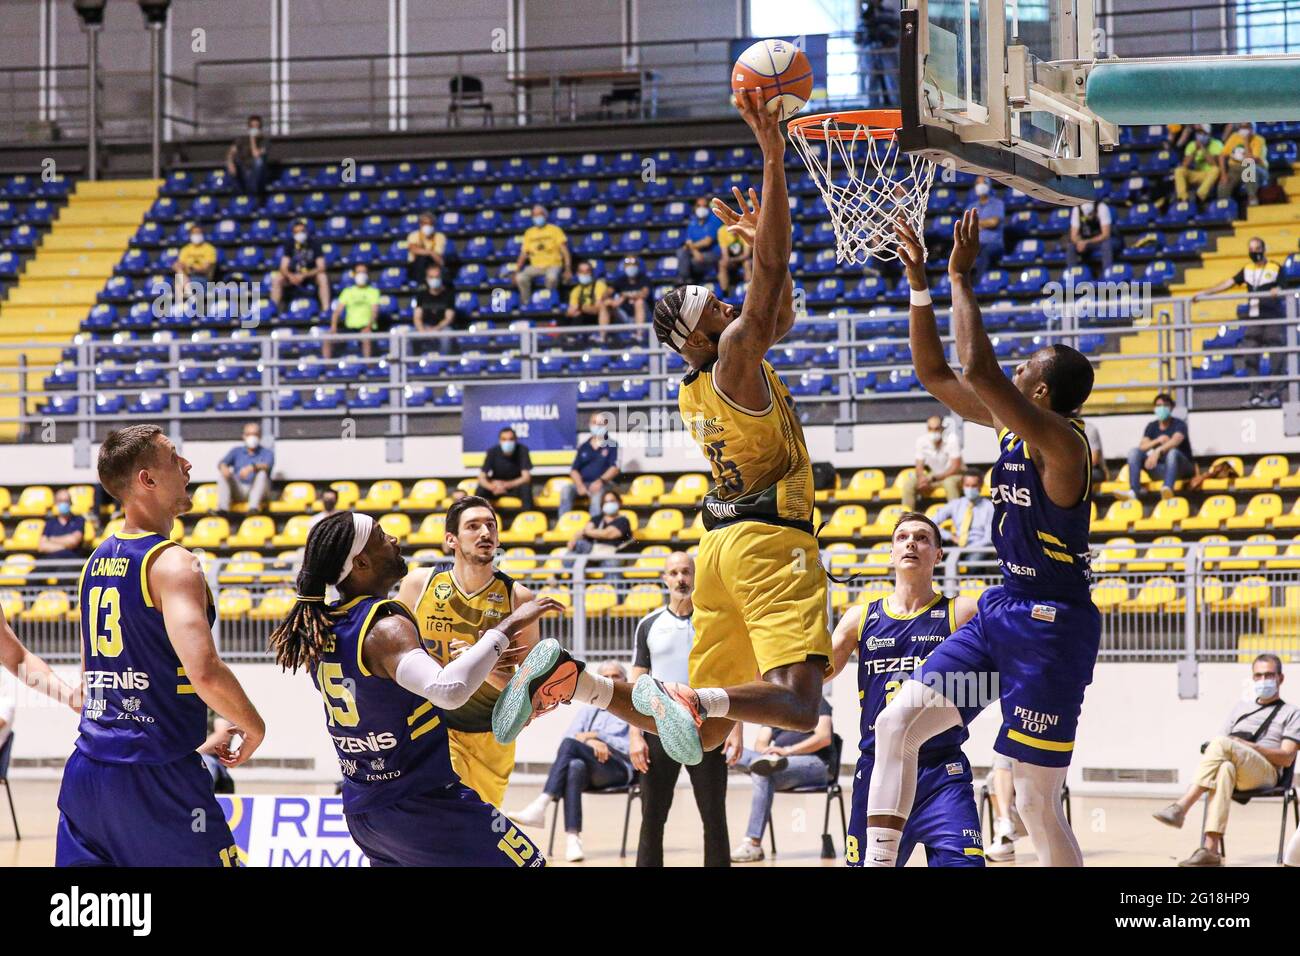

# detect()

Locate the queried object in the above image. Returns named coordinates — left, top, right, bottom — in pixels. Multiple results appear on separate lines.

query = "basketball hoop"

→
left=787, top=109, right=936, bottom=265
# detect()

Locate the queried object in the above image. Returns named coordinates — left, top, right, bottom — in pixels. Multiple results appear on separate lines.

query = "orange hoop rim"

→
left=786, top=109, right=902, bottom=141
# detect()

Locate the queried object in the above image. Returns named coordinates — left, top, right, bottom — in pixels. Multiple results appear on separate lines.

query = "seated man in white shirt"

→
left=902, top=416, right=963, bottom=510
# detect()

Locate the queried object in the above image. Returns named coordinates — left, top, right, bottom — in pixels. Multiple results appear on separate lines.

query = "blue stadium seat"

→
left=161, top=170, right=193, bottom=195
left=538, top=155, right=569, bottom=178
left=1269, top=139, right=1297, bottom=171
left=1140, top=149, right=1177, bottom=174
left=1204, top=324, right=1245, bottom=349
left=1144, top=258, right=1177, bottom=288
left=1007, top=267, right=1050, bottom=296
left=807, top=277, right=844, bottom=305
left=974, top=269, right=1009, bottom=296
left=8, top=224, right=38, bottom=248
left=451, top=185, right=484, bottom=209
left=522, top=288, right=558, bottom=315
left=1201, top=198, right=1237, bottom=224
left=95, top=393, right=127, bottom=415
left=351, top=386, right=389, bottom=409
left=133, top=221, right=164, bottom=246
left=303, top=387, right=347, bottom=411
left=1156, top=199, right=1196, bottom=227
left=875, top=369, right=920, bottom=393
left=1166, top=229, right=1208, bottom=256
left=223, top=195, right=256, bottom=219
left=0, top=251, right=19, bottom=278
left=1102, top=150, right=1137, bottom=176
left=652, top=228, right=683, bottom=253
left=530, top=181, right=559, bottom=204
left=1006, top=211, right=1038, bottom=239
left=347, top=241, right=379, bottom=266
left=1121, top=231, right=1163, bottom=261
left=376, top=266, right=406, bottom=291
left=337, top=190, right=368, bottom=215
left=426, top=159, right=456, bottom=184
left=619, top=202, right=651, bottom=226
left=117, top=248, right=151, bottom=274
left=566, top=179, right=598, bottom=204
left=608, top=380, right=651, bottom=402
left=1281, top=253, right=1300, bottom=286
left=385, top=162, right=422, bottom=185
left=582, top=203, right=613, bottom=227
left=845, top=275, right=887, bottom=304
left=462, top=236, right=496, bottom=261
left=357, top=214, right=390, bottom=239
left=604, top=178, right=635, bottom=202
left=575, top=153, right=604, bottom=176
left=403, top=385, right=433, bottom=407
left=576, top=231, right=611, bottom=256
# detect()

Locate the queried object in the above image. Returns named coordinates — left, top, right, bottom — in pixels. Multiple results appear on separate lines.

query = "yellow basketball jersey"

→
left=678, top=357, right=813, bottom=532
left=411, top=567, right=514, bottom=733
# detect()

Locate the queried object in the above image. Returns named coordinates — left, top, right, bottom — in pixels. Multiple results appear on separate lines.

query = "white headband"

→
left=667, top=284, right=710, bottom=350
left=336, top=513, right=375, bottom=586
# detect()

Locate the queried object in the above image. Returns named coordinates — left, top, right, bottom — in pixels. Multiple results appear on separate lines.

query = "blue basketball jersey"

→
left=857, top=593, right=967, bottom=758
left=989, top=420, right=1093, bottom=595
left=76, top=532, right=213, bottom=765
left=312, top=595, right=457, bottom=814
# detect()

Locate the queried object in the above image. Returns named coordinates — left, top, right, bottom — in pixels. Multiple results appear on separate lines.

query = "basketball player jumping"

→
left=861, top=212, right=1100, bottom=867
left=58, top=424, right=265, bottom=867
left=492, top=86, right=832, bottom=766
left=828, top=511, right=983, bottom=867
left=396, top=495, right=541, bottom=807
left=271, top=511, right=558, bottom=866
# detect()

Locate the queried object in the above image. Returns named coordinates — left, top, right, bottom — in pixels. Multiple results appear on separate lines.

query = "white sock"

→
left=572, top=670, right=614, bottom=709
left=695, top=687, right=729, bottom=719
left=994, top=816, right=1013, bottom=837
left=864, top=826, right=901, bottom=867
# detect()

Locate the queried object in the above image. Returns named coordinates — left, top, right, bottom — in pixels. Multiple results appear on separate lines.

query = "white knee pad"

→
left=866, top=679, right=963, bottom=820
left=1011, top=760, right=1082, bottom=867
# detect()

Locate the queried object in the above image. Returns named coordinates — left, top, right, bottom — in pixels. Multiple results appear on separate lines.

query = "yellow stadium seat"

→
left=24, top=589, right=70, bottom=621
left=0, top=488, right=11, bottom=516
left=824, top=541, right=858, bottom=576
left=409, top=513, right=449, bottom=546
left=541, top=546, right=569, bottom=577
left=1098, top=464, right=1139, bottom=496
left=218, top=551, right=264, bottom=584
left=1236, top=454, right=1290, bottom=490
left=1091, top=577, right=1129, bottom=613
left=534, top=477, right=569, bottom=510
left=499, top=547, right=537, bottom=576
left=4, top=519, right=44, bottom=552
left=0, top=589, right=22, bottom=619
left=248, top=587, right=296, bottom=620
left=878, top=468, right=913, bottom=502
left=616, top=583, right=665, bottom=616
left=625, top=545, right=673, bottom=579
left=1200, top=456, right=1244, bottom=491
left=395, top=478, right=447, bottom=511
left=94, top=518, right=125, bottom=545
left=583, top=583, right=619, bottom=615
left=271, top=481, right=317, bottom=514
left=814, top=471, right=840, bottom=503
left=1272, top=538, right=1300, bottom=571
left=861, top=541, right=894, bottom=575
left=823, top=504, right=868, bottom=538
left=218, top=587, right=253, bottom=619
left=10, top=485, right=53, bottom=517
left=542, top=511, right=588, bottom=544
left=1257, top=585, right=1300, bottom=628
left=1212, top=576, right=1272, bottom=612
left=1180, top=495, right=1238, bottom=531
left=1133, top=496, right=1189, bottom=532
left=639, top=509, right=684, bottom=542
left=1282, top=464, right=1300, bottom=490
left=854, top=578, right=895, bottom=607
left=0, top=554, right=34, bottom=586
left=1274, top=498, right=1300, bottom=529
left=1093, top=498, right=1144, bottom=534
left=623, top=475, right=665, bottom=507
left=356, top=479, right=405, bottom=512
left=536, top=584, right=573, bottom=610
left=860, top=504, right=906, bottom=538
left=1199, top=535, right=1232, bottom=570
left=456, top=477, right=479, bottom=496
left=1127, top=535, right=1186, bottom=573
left=677, top=511, right=704, bottom=542
left=1118, top=577, right=1178, bottom=613
left=67, top=485, right=96, bottom=515
left=169, top=517, right=184, bottom=543
left=1092, top=537, right=1136, bottom=574
left=189, top=483, right=219, bottom=514
left=1169, top=577, right=1224, bottom=614
left=959, top=578, right=990, bottom=601
left=838, top=468, right=887, bottom=503
left=660, top=473, right=709, bottom=506
left=830, top=581, right=852, bottom=610
left=1219, top=534, right=1277, bottom=571
left=499, top=511, right=547, bottom=544
left=378, top=513, right=412, bottom=542
left=182, top=517, right=228, bottom=552
left=265, top=550, right=302, bottom=583
left=271, top=514, right=316, bottom=547
left=330, top=481, right=361, bottom=510
left=1224, top=492, right=1282, bottom=530
left=227, top=515, right=276, bottom=549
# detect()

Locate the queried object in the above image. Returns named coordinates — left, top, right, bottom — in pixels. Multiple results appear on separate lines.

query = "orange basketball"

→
left=731, top=39, right=814, bottom=120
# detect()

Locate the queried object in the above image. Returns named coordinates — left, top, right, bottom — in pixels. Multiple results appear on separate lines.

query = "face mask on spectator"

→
left=248, top=126, right=261, bottom=136
left=963, top=486, right=980, bottom=501
left=1081, top=202, right=1095, bottom=216
left=354, top=272, right=369, bottom=286
left=591, top=423, right=608, bottom=438
left=624, top=265, right=639, bottom=277
left=56, top=501, right=71, bottom=516
left=1254, top=677, right=1279, bottom=700
left=427, top=276, right=442, bottom=289
left=293, top=230, right=307, bottom=243
left=695, top=206, right=710, bottom=219
left=244, top=434, right=260, bottom=449
left=1239, top=126, right=1252, bottom=137
left=421, top=224, right=435, bottom=236
left=1154, top=404, right=1172, bottom=422
left=190, top=232, right=204, bottom=244
left=974, top=182, right=990, bottom=197
left=1250, top=248, right=1266, bottom=264
left=1196, top=132, right=1209, bottom=145
left=532, top=214, right=546, bottom=227
left=930, top=428, right=942, bottom=443
left=577, top=272, right=593, bottom=285
left=500, top=439, right=516, bottom=455
left=602, top=501, right=619, bottom=516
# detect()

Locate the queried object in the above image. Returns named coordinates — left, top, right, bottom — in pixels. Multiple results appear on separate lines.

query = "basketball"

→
left=731, top=38, right=814, bottom=120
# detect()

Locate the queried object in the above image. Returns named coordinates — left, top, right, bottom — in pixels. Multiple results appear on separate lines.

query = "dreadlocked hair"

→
left=652, top=286, right=688, bottom=351
left=268, top=511, right=357, bottom=672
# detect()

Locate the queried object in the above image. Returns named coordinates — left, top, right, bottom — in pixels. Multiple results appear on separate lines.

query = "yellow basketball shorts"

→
left=688, top=519, right=832, bottom=690
left=449, top=728, right=516, bottom=808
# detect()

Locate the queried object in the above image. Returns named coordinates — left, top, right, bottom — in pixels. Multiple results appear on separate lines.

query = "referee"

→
left=630, top=551, right=740, bottom=867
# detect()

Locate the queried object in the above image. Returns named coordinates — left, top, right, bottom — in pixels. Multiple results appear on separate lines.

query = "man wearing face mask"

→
left=328, top=264, right=382, bottom=360
left=1193, top=237, right=1286, bottom=406
left=1217, top=122, right=1269, bottom=206
left=931, top=469, right=995, bottom=595
left=175, top=223, right=218, bottom=301
left=1066, top=199, right=1115, bottom=274
left=608, top=255, right=650, bottom=325
left=39, top=489, right=88, bottom=563
left=476, top=427, right=534, bottom=510
left=563, top=490, right=634, bottom=573
left=225, top=113, right=270, bottom=200
left=565, top=260, right=611, bottom=327
left=308, top=488, right=340, bottom=529
left=1174, top=125, right=1223, bottom=202
left=514, top=204, right=571, bottom=300
left=902, top=415, right=963, bottom=510
left=1153, top=654, right=1299, bottom=866
left=271, top=219, right=330, bottom=315
left=677, top=196, right=722, bottom=284
left=970, top=176, right=1005, bottom=278
left=406, top=210, right=448, bottom=282
left=1121, top=393, right=1192, bottom=500
left=412, top=264, right=458, bottom=348
left=717, top=216, right=753, bottom=295
left=559, top=412, right=621, bottom=517
left=217, top=422, right=275, bottom=514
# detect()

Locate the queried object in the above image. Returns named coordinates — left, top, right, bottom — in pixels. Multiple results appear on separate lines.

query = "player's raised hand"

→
left=948, top=207, right=982, bottom=278
left=735, top=87, right=785, bottom=156
left=894, top=218, right=929, bottom=290
left=498, top=596, right=566, bottom=638
left=711, top=186, right=761, bottom=246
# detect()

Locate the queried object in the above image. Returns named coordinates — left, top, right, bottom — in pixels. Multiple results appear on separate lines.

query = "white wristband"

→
left=909, top=287, right=933, bottom=307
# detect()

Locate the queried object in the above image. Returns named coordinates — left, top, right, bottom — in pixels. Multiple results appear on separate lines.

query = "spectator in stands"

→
left=449, top=487, right=467, bottom=505
left=175, top=223, right=217, bottom=299
left=1082, top=416, right=1109, bottom=489
left=406, top=211, right=447, bottom=282
left=565, top=259, right=610, bottom=327
left=901, top=415, right=963, bottom=509
left=507, top=661, right=634, bottom=862
left=717, top=220, right=753, bottom=294
left=730, top=697, right=835, bottom=863
left=1153, top=654, right=1299, bottom=866
left=226, top=113, right=270, bottom=200
left=476, top=427, right=534, bottom=510
left=38, top=489, right=87, bottom=562
left=412, top=263, right=458, bottom=346
left=1120, top=393, right=1192, bottom=499
left=514, top=204, right=571, bottom=300
left=1066, top=199, right=1116, bottom=274
left=309, top=488, right=340, bottom=529
left=327, top=263, right=381, bottom=360
left=630, top=551, right=740, bottom=868
left=564, top=489, right=634, bottom=573
left=607, top=255, right=650, bottom=326
left=1163, top=123, right=1195, bottom=153
left=559, top=411, right=620, bottom=516
left=1193, top=237, right=1286, bottom=407
left=217, top=421, right=274, bottom=514
left=1174, top=125, right=1223, bottom=203
left=271, top=219, right=331, bottom=315
left=971, top=175, right=1005, bottom=276
left=677, top=196, right=721, bottom=284
left=1218, top=122, right=1269, bottom=206
left=932, top=468, right=995, bottom=594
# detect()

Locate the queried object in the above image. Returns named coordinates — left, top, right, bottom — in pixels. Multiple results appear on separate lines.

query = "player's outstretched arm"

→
left=896, top=219, right=994, bottom=427
left=826, top=604, right=863, bottom=682
left=153, top=546, right=265, bottom=766
left=0, top=607, right=81, bottom=711
left=948, top=209, right=1086, bottom=503
left=713, top=186, right=797, bottom=344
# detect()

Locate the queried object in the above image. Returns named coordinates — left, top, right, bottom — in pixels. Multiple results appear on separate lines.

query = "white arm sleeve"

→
left=393, top=629, right=509, bottom=710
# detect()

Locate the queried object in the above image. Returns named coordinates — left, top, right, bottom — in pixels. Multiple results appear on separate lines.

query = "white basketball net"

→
left=789, top=115, right=936, bottom=265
